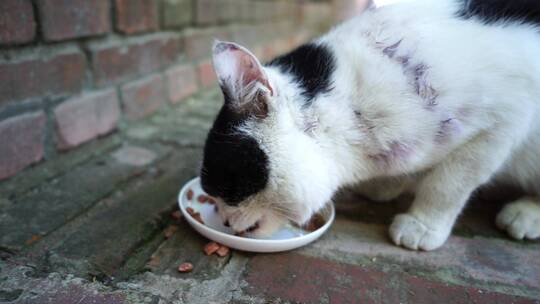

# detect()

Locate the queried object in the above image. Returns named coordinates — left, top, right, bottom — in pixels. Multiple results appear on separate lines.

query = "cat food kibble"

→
left=197, top=195, right=209, bottom=203
left=204, top=242, right=220, bottom=255
left=186, top=189, right=194, bottom=200
left=207, top=197, right=216, bottom=205
left=303, top=213, right=326, bottom=232
left=186, top=207, right=205, bottom=224
left=216, top=245, right=230, bottom=257
left=192, top=213, right=204, bottom=224
left=177, top=262, right=193, bottom=273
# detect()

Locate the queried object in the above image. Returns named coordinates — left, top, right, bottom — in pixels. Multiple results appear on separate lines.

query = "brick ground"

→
left=1, top=89, right=539, bottom=303
left=245, top=254, right=536, bottom=304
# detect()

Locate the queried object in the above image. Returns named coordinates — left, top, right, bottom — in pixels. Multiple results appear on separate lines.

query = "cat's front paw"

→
left=389, top=213, right=449, bottom=251
left=496, top=200, right=540, bottom=240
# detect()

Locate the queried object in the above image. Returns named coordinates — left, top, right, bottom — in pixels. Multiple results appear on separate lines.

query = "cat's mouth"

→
left=230, top=220, right=260, bottom=236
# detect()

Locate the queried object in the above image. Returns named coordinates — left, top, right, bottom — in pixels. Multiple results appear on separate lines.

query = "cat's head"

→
left=200, top=41, right=339, bottom=236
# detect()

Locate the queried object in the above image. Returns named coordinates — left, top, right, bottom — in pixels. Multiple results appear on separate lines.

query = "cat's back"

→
left=347, top=0, right=540, bottom=105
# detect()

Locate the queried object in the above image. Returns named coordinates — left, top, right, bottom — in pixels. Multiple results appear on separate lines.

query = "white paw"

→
left=389, top=213, right=450, bottom=251
left=496, top=200, right=540, bottom=240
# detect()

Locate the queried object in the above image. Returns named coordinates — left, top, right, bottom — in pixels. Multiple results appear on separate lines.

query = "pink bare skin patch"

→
left=378, top=39, right=439, bottom=109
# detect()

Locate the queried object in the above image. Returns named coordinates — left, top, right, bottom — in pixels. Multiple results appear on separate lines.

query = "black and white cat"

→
left=200, top=0, right=540, bottom=250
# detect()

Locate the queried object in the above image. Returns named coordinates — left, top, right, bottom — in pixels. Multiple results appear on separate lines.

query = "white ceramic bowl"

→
left=177, top=177, right=335, bottom=253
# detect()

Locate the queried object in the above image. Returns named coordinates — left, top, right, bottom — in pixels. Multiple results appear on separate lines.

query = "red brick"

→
left=406, top=276, right=536, bottom=304
left=246, top=253, right=402, bottom=303
left=120, top=74, right=165, bottom=120
left=162, top=0, right=193, bottom=29
left=197, top=60, right=216, bottom=88
left=0, top=112, right=46, bottom=180
left=195, top=0, right=219, bottom=25
left=91, top=36, right=179, bottom=87
left=159, top=36, right=182, bottom=67
left=0, top=51, right=86, bottom=106
left=245, top=253, right=538, bottom=304
left=183, top=31, right=212, bottom=60
left=0, top=0, right=36, bottom=45
left=38, top=0, right=110, bottom=42
left=54, top=88, right=120, bottom=150
left=165, top=64, right=198, bottom=104
left=305, top=219, right=540, bottom=290
left=115, top=0, right=158, bottom=34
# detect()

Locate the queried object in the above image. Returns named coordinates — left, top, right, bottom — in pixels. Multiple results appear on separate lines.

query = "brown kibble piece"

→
left=216, top=245, right=230, bottom=257
left=192, top=213, right=204, bottom=224
left=197, top=195, right=208, bottom=203
left=186, top=207, right=204, bottom=224
left=204, top=242, right=220, bottom=255
left=234, top=231, right=246, bottom=237
left=207, top=197, right=216, bottom=205
left=163, top=225, right=179, bottom=238
left=26, top=234, right=42, bottom=245
left=303, top=213, right=326, bottom=232
left=171, top=210, right=182, bottom=220
left=187, top=189, right=194, bottom=200
left=178, top=262, right=193, bottom=273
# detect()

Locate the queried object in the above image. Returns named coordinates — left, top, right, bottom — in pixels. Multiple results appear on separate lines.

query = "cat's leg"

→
left=355, top=176, right=413, bottom=202
left=496, top=197, right=540, bottom=239
left=389, top=131, right=518, bottom=251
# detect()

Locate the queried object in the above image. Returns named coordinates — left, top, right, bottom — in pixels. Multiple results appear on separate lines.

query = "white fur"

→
left=212, top=0, right=540, bottom=249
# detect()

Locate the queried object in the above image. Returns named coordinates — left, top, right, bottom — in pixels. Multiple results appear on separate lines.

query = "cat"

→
left=200, top=0, right=540, bottom=250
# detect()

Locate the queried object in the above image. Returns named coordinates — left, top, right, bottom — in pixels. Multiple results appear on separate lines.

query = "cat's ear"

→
left=212, top=41, right=273, bottom=115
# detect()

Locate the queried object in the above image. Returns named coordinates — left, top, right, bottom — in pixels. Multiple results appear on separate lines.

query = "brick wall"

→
left=0, top=0, right=365, bottom=181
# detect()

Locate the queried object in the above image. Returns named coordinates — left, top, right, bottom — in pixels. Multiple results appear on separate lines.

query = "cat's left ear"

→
left=212, top=41, right=274, bottom=107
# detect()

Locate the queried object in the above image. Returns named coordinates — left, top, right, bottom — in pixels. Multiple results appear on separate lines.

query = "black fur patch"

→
left=200, top=95, right=269, bottom=205
left=268, top=43, right=336, bottom=104
left=457, top=0, right=540, bottom=25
